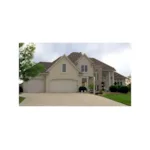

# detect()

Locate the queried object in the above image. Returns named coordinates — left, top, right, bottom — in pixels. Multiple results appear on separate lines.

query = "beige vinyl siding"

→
left=76, top=55, right=94, bottom=77
left=46, top=56, right=79, bottom=92
left=23, top=75, right=45, bottom=93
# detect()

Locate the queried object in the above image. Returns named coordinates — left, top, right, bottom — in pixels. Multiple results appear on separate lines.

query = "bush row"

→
left=128, top=83, right=131, bottom=92
left=109, top=85, right=129, bottom=93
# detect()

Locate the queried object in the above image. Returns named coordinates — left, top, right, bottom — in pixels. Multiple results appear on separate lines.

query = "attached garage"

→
left=23, top=79, right=45, bottom=93
left=49, top=79, right=78, bottom=93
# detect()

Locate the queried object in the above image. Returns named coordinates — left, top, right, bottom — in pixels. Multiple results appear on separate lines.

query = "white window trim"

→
left=61, top=64, right=66, bottom=72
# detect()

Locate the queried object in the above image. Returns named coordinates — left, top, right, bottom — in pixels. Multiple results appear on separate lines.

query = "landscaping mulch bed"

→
left=103, top=92, right=123, bottom=95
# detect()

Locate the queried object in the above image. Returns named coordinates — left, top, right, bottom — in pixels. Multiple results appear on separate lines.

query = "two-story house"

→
left=23, top=52, right=126, bottom=93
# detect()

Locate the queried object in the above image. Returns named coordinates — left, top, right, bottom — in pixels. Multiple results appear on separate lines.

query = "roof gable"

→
left=75, top=54, right=94, bottom=65
left=46, top=55, right=80, bottom=73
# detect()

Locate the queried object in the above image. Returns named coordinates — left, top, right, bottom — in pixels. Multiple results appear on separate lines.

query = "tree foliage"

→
left=19, top=43, right=45, bottom=81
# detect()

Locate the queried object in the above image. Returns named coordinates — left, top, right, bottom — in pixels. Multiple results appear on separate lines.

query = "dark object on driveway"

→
left=19, top=86, right=23, bottom=93
left=79, top=86, right=87, bottom=92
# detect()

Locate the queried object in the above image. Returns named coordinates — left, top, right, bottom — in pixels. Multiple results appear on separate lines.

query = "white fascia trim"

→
left=46, top=55, right=80, bottom=73
left=46, top=56, right=63, bottom=72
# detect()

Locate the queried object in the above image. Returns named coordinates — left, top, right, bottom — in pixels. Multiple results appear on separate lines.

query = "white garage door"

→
left=49, top=80, right=78, bottom=93
left=23, top=79, right=44, bottom=93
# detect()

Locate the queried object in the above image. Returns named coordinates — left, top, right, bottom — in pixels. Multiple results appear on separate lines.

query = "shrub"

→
left=79, top=86, right=87, bottom=92
left=128, top=83, right=131, bottom=92
left=120, top=86, right=129, bottom=93
left=109, top=85, right=117, bottom=92
left=116, top=85, right=122, bottom=92
left=109, top=85, right=129, bottom=93
left=99, top=89, right=103, bottom=94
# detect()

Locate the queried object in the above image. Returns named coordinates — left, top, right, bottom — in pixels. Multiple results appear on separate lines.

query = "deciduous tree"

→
left=19, top=43, right=45, bottom=81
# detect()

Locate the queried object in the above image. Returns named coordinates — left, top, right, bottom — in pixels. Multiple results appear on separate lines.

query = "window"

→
left=62, top=64, right=66, bottom=72
left=85, top=65, right=88, bottom=72
left=82, top=78, right=87, bottom=86
left=120, top=82, right=122, bottom=85
left=81, top=65, right=88, bottom=72
left=81, top=65, right=84, bottom=72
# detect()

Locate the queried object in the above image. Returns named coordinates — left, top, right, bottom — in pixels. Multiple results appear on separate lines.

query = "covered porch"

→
left=102, top=71, right=114, bottom=91
left=81, top=76, right=96, bottom=94
left=80, top=71, right=115, bottom=93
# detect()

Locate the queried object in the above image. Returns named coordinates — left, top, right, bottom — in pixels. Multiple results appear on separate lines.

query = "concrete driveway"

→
left=19, top=93, right=126, bottom=106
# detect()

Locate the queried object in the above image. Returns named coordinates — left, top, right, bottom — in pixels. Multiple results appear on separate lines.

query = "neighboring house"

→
left=125, top=76, right=131, bottom=85
left=114, top=72, right=126, bottom=86
left=23, top=52, right=127, bottom=93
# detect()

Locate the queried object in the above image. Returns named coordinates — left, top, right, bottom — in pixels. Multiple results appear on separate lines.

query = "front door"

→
left=82, top=78, right=87, bottom=87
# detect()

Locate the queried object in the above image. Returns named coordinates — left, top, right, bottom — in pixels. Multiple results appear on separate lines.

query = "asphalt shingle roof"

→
left=38, top=52, right=116, bottom=72
left=90, top=58, right=116, bottom=71
left=114, top=72, right=126, bottom=79
left=38, top=62, right=52, bottom=73
left=39, top=57, right=61, bottom=73
left=68, top=52, right=82, bottom=64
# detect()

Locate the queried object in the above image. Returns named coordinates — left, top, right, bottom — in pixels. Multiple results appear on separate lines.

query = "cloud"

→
left=33, top=43, right=131, bottom=76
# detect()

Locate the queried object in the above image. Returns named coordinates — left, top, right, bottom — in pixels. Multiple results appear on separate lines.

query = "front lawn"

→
left=19, top=97, right=25, bottom=104
left=103, top=92, right=131, bottom=106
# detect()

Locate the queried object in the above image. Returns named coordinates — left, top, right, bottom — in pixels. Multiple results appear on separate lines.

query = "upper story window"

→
left=81, top=65, right=88, bottom=72
left=85, top=65, right=88, bottom=72
left=62, top=64, right=66, bottom=72
left=81, top=65, right=84, bottom=72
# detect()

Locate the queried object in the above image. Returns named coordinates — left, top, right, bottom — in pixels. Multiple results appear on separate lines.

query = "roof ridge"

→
left=114, top=72, right=127, bottom=78
left=115, top=72, right=127, bottom=78
left=39, top=61, right=51, bottom=63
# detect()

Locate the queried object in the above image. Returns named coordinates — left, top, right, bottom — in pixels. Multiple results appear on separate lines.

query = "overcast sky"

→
left=34, top=43, right=131, bottom=76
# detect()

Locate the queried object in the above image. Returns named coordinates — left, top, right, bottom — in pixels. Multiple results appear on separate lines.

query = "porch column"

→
left=108, top=72, right=111, bottom=87
left=93, top=76, right=95, bottom=94
left=112, top=71, right=114, bottom=85
left=87, top=76, right=89, bottom=91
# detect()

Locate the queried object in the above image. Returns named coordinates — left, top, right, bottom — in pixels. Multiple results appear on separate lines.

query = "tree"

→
left=19, top=43, right=45, bottom=81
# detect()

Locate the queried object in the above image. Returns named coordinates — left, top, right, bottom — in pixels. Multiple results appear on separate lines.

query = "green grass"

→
left=103, top=92, right=131, bottom=106
left=19, top=97, right=25, bottom=104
